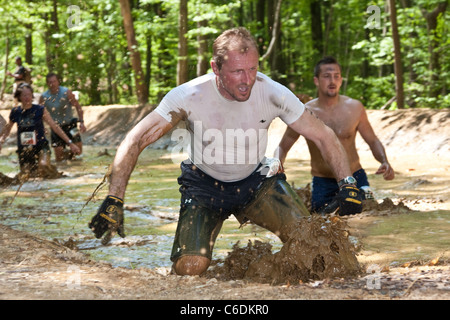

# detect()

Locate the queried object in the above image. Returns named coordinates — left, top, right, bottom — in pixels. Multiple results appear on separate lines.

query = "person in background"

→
left=39, top=73, right=86, bottom=161
left=0, top=83, right=80, bottom=178
left=275, top=56, right=395, bottom=214
left=6, top=56, right=26, bottom=93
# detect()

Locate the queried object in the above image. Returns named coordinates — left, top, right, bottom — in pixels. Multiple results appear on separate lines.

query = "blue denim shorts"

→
left=311, top=168, right=370, bottom=212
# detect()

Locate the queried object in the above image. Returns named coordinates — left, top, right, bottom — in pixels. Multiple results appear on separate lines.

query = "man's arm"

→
left=288, top=108, right=352, bottom=181
left=273, top=126, right=301, bottom=165
left=42, top=108, right=80, bottom=155
left=67, top=89, right=86, bottom=133
left=108, top=111, right=176, bottom=199
left=357, top=107, right=395, bottom=180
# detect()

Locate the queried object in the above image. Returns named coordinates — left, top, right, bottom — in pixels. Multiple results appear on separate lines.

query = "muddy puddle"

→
left=1, top=146, right=449, bottom=284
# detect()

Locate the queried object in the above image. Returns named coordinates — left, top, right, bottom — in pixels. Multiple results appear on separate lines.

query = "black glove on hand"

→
left=319, top=185, right=363, bottom=216
left=89, top=195, right=125, bottom=243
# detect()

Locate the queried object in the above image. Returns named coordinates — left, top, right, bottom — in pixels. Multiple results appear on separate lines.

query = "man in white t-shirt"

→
left=88, top=28, right=362, bottom=276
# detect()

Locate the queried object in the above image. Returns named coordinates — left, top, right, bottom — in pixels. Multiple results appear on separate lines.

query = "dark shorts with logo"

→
left=311, top=168, right=370, bottom=212
left=51, top=118, right=81, bottom=147
left=171, top=160, right=309, bottom=262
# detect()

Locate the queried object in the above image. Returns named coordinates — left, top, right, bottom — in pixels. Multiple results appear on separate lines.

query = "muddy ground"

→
left=0, top=102, right=449, bottom=303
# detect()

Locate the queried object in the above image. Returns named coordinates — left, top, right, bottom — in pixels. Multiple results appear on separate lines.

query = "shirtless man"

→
left=88, top=30, right=362, bottom=276
left=275, top=56, right=394, bottom=214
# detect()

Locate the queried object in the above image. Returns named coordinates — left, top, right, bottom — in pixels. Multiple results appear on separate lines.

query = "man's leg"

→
left=53, top=145, right=66, bottom=162
left=237, top=175, right=310, bottom=243
left=171, top=205, right=224, bottom=276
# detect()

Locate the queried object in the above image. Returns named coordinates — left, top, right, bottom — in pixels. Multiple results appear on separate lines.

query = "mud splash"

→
left=0, top=165, right=63, bottom=187
left=208, top=215, right=360, bottom=285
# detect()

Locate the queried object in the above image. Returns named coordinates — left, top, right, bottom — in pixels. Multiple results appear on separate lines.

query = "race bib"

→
left=20, top=131, right=37, bottom=146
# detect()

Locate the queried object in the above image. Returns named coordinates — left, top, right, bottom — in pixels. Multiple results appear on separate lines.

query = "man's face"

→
left=47, top=76, right=60, bottom=93
left=211, top=48, right=259, bottom=102
left=314, top=64, right=342, bottom=98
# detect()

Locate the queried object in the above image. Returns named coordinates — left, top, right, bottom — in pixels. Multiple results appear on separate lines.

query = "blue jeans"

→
left=311, top=168, right=370, bottom=212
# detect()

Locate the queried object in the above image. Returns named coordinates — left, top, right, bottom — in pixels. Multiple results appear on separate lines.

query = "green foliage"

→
left=0, top=0, right=447, bottom=108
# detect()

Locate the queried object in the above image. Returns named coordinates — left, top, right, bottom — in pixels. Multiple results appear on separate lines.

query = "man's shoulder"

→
left=41, top=89, right=51, bottom=98
left=305, top=98, right=318, bottom=107
left=60, top=86, right=70, bottom=94
left=340, top=95, right=364, bottom=108
left=183, top=73, right=214, bottom=88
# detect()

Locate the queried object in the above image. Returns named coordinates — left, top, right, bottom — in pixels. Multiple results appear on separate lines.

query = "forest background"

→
left=0, top=0, right=448, bottom=110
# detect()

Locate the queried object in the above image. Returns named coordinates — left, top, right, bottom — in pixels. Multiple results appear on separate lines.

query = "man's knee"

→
left=173, top=255, right=211, bottom=276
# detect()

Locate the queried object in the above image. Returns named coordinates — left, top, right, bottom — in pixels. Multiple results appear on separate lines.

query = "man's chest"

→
left=316, top=110, right=359, bottom=139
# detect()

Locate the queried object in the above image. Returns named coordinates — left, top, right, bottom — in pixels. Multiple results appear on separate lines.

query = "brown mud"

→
left=208, top=215, right=361, bottom=285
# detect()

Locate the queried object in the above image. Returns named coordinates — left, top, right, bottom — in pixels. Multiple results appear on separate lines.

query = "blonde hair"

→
left=212, top=27, right=259, bottom=70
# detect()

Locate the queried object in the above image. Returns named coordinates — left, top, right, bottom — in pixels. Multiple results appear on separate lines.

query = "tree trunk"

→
left=44, top=1, right=61, bottom=74
left=177, top=0, right=189, bottom=86
left=310, top=0, right=323, bottom=55
left=145, top=35, right=152, bottom=96
left=0, top=25, right=10, bottom=100
left=196, top=20, right=209, bottom=77
left=421, top=2, right=448, bottom=98
left=119, top=0, right=149, bottom=105
left=388, top=0, right=405, bottom=109
left=25, top=23, right=33, bottom=65
left=322, top=0, right=334, bottom=56
left=261, top=0, right=282, bottom=62
left=256, top=0, right=265, bottom=56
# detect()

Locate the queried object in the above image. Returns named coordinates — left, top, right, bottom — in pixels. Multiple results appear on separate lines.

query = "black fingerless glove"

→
left=89, top=195, right=125, bottom=243
left=319, top=185, right=363, bottom=216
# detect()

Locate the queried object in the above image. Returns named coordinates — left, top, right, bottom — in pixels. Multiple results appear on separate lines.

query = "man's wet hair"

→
left=314, top=56, right=342, bottom=78
left=212, top=27, right=259, bottom=71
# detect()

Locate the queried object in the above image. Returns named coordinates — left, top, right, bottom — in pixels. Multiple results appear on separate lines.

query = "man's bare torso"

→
left=305, top=95, right=364, bottom=178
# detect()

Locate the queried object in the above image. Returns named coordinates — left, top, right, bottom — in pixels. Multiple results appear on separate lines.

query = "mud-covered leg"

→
left=171, top=205, right=224, bottom=275
left=238, top=176, right=310, bottom=242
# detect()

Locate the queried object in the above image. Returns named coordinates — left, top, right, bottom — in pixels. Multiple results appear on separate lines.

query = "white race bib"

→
left=20, top=131, right=37, bottom=146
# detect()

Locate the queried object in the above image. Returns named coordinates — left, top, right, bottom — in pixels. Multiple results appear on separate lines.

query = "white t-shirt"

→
left=155, top=72, right=305, bottom=182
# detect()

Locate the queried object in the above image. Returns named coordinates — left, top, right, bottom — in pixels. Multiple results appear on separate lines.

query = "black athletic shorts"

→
left=51, top=118, right=82, bottom=147
left=171, top=160, right=298, bottom=262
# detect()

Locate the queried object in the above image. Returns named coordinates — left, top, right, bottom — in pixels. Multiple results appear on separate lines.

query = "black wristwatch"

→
left=338, top=176, right=357, bottom=188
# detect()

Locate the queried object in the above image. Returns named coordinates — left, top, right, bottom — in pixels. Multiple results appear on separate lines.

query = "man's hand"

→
left=319, top=185, right=363, bottom=216
left=375, top=162, right=395, bottom=180
left=89, top=195, right=125, bottom=244
left=258, top=157, right=284, bottom=177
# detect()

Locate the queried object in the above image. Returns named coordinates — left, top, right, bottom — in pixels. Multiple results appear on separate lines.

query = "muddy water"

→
left=1, top=146, right=449, bottom=282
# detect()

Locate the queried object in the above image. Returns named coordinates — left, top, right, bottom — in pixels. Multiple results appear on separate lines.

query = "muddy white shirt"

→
left=155, top=72, right=305, bottom=182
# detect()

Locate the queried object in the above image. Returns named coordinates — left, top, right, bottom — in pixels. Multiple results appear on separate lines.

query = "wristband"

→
left=338, top=176, right=357, bottom=188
